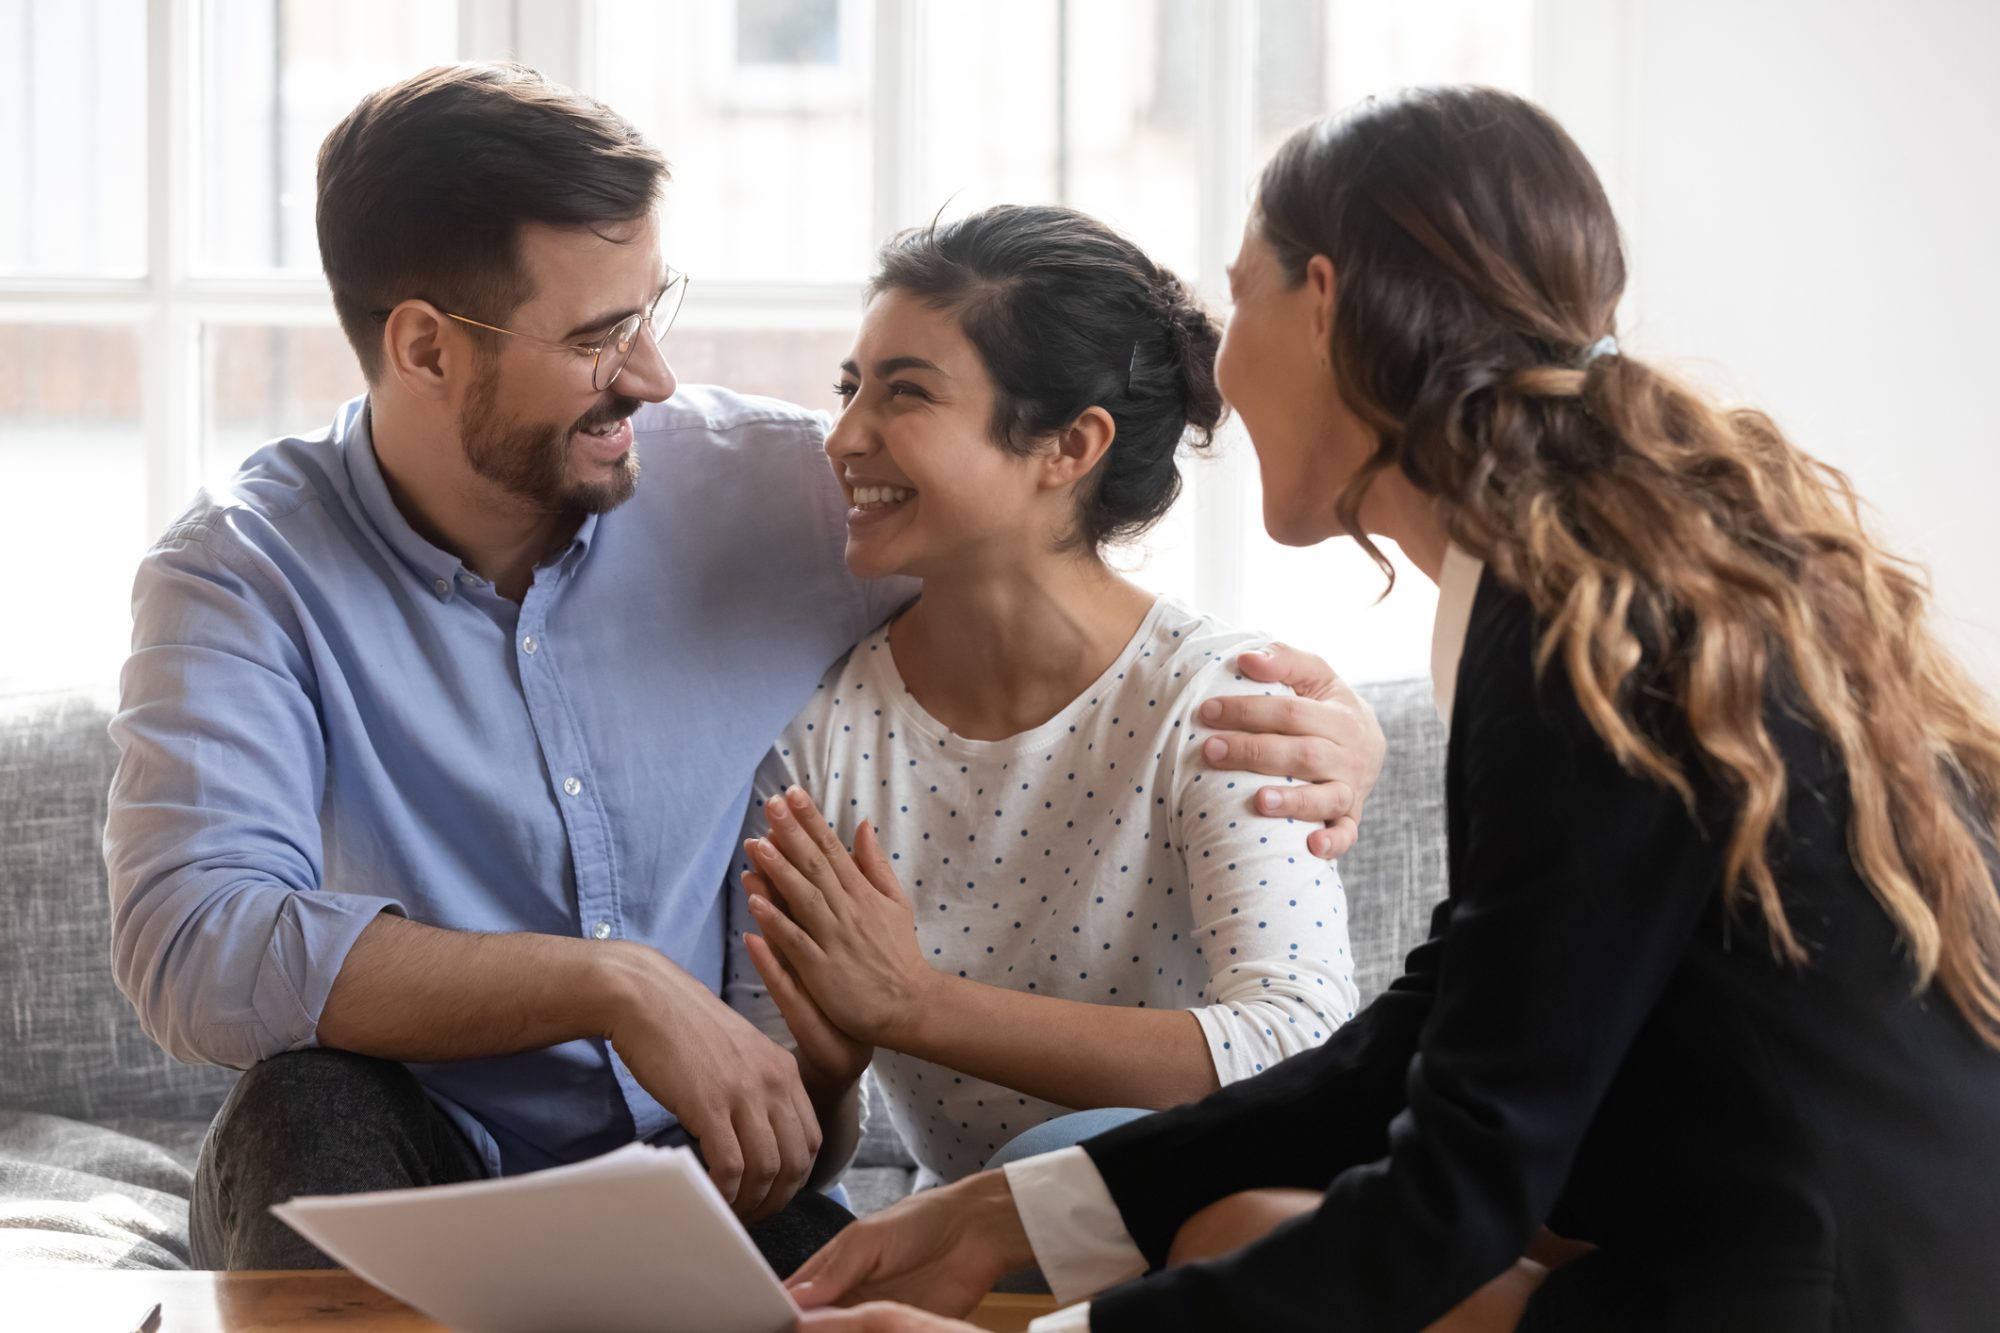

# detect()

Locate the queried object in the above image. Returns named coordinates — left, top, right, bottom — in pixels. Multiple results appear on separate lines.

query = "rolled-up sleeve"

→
left=104, top=517, right=403, bottom=1069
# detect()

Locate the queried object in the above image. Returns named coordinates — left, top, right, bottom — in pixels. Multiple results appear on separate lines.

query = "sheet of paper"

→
left=271, top=1142, right=799, bottom=1333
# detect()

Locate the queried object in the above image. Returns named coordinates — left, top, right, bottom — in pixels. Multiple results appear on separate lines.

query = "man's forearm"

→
left=316, top=914, right=645, bottom=1060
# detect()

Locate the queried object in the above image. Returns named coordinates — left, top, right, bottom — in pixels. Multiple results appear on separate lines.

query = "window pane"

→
left=664, top=324, right=856, bottom=422
left=913, top=1, right=1201, bottom=278
left=202, top=324, right=365, bottom=493
left=1113, top=455, right=1206, bottom=611
left=196, top=0, right=458, bottom=274
left=912, top=4, right=1060, bottom=219
left=1238, top=516, right=1441, bottom=685
left=1061, top=0, right=1203, bottom=279
left=0, top=324, right=147, bottom=689
left=1255, top=0, right=1536, bottom=161
left=0, top=0, right=147, bottom=278
left=595, top=0, right=877, bottom=284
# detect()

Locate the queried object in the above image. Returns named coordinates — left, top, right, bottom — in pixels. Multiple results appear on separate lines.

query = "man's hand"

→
left=788, top=1168, right=1035, bottom=1316
left=597, top=943, right=821, bottom=1224
left=1200, top=643, right=1386, bottom=860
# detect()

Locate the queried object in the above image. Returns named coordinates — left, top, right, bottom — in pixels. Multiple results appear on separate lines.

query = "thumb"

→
left=1236, top=641, right=1346, bottom=702
left=788, top=1231, right=877, bottom=1307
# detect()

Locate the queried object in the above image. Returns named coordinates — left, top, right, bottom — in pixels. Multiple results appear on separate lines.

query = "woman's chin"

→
left=844, top=542, right=917, bottom=582
left=1262, top=504, right=1342, bottom=548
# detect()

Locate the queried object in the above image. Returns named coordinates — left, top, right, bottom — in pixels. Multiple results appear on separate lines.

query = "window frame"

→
left=0, top=0, right=1586, bottom=643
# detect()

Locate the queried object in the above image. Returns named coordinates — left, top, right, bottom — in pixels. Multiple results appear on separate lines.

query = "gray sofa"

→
left=0, top=679, right=1446, bottom=1270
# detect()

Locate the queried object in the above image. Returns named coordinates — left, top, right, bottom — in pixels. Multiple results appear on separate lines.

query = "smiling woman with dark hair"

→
left=722, top=204, right=1369, bottom=1197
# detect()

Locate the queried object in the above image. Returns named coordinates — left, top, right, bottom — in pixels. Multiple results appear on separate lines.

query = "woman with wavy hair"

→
left=783, top=86, right=2000, bottom=1333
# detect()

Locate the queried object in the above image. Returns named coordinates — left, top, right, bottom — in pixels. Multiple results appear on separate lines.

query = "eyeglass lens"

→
left=594, top=276, right=688, bottom=392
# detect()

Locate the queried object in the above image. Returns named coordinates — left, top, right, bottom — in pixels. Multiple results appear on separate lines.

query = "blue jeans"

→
left=984, top=1107, right=1155, bottom=1172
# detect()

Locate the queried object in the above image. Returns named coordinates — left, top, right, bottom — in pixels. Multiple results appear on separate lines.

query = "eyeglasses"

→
left=437, top=269, right=689, bottom=392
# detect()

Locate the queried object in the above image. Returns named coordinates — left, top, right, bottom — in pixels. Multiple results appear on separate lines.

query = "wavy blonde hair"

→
left=1258, top=87, right=2000, bottom=1045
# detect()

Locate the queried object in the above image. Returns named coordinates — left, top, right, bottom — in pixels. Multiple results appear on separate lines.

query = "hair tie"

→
left=1579, top=334, right=1619, bottom=367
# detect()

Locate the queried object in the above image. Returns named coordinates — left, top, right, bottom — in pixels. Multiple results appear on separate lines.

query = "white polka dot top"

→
left=726, top=596, right=1359, bottom=1183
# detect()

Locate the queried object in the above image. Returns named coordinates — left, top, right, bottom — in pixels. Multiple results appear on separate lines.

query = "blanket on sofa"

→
left=0, top=1111, right=199, bottom=1269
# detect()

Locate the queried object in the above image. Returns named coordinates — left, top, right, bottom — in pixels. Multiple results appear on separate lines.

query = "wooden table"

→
left=10, top=1268, right=1059, bottom=1332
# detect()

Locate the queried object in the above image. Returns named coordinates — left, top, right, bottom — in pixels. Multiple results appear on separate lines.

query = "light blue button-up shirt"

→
left=104, top=387, right=910, bottom=1176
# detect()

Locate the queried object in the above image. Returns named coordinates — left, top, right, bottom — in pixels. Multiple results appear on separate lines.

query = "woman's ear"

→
left=1044, top=406, right=1117, bottom=489
left=1305, top=255, right=1337, bottom=371
left=380, top=299, right=457, bottom=402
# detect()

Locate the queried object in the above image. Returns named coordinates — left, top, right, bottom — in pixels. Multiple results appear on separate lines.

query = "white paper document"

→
left=271, top=1141, right=800, bottom=1333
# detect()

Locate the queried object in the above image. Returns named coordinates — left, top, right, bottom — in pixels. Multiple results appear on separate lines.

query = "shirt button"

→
left=592, top=920, right=613, bottom=940
left=563, top=776, right=583, bottom=797
left=432, top=578, right=450, bottom=597
left=522, top=634, right=538, bottom=655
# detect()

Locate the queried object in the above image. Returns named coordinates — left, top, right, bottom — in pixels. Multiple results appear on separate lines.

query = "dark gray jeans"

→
left=189, top=1049, right=852, bottom=1276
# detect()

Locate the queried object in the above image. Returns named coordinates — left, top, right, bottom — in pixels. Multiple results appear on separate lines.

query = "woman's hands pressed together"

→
left=744, top=787, right=938, bottom=1056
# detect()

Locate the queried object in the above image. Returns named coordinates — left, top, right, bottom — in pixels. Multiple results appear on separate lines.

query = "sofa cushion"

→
left=1, top=676, right=1447, bottom=1205
left=0, top=1111, right=193, bottom=1269
left=0, top=690, right=238, bottom=1124
left=1338, top=678, right=1450, bottom=1002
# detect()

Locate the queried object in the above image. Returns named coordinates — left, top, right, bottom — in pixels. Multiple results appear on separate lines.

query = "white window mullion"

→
left=1191, top=1, right=1256, bottom=627
left=1532, top=0, right=1640, bottom=330
left=0, top=286, right=151, bottom=321
left=460, top=0, right=592, bottom=85
left=871, top=0, right=921, bottom=246
left=514, top=0, right=590, bottom=87
left=458, top=0, right=516, bottom=65
left=145, top=0, right=200, bottom=541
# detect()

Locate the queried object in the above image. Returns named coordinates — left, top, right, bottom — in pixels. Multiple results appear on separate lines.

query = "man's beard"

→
left=458, top=357, right=643, bottom=516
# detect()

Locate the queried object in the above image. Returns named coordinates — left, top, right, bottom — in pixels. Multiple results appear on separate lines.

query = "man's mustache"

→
left=576, top=394, right=644, bottom=432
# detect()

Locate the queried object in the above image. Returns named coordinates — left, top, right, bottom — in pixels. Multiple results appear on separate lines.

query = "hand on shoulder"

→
left=1198, top=642, right=1386, bottom=860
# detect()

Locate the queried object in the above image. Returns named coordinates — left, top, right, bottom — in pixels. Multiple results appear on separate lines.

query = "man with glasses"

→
left=105, top=62, right=882, bottom=1273
left=102, top=63, right=1383, bottom=1278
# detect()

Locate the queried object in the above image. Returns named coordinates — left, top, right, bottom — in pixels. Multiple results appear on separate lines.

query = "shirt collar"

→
left=340, top=397, right=600, bottom=601
left=1429, top=542, right=1486, bottom=726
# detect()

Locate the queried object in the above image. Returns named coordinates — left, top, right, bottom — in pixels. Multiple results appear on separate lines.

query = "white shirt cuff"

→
left=1027, top=1301, right=1094, bottom=1333
left=1002, top=1146, right=1147, bottom=1307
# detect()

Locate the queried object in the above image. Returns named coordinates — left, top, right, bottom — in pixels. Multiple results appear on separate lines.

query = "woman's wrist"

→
left=877, top=965, right=959, bottom=1053
left=798, top=1055, right=867, bottom=1104
left=954, top=1167, right=1038, bottom=1275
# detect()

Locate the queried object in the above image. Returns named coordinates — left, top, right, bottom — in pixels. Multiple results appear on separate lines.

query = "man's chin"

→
left=564, top=451, right=641, bottom=515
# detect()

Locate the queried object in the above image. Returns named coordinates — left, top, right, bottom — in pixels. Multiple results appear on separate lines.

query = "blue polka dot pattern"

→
left=721, top=598, right=1359, bottom=1183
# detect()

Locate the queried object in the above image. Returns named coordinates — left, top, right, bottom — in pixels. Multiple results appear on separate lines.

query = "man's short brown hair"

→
left=316, top=63, right=669, bottom=382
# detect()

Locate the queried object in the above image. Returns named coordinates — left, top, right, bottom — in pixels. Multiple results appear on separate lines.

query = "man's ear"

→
left=1304, top=254, right=1337, bottom=369
left=380, top=300, right=459, bottom=402
left=1043, top=405, right=1117, bottom=490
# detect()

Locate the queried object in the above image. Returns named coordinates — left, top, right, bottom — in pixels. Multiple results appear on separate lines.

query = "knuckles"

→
left=1278, top=695, right=1313, bottom=733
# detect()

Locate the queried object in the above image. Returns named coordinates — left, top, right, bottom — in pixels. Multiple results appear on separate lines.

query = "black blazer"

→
left=1081, top=570, right=2000, bottom=1332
